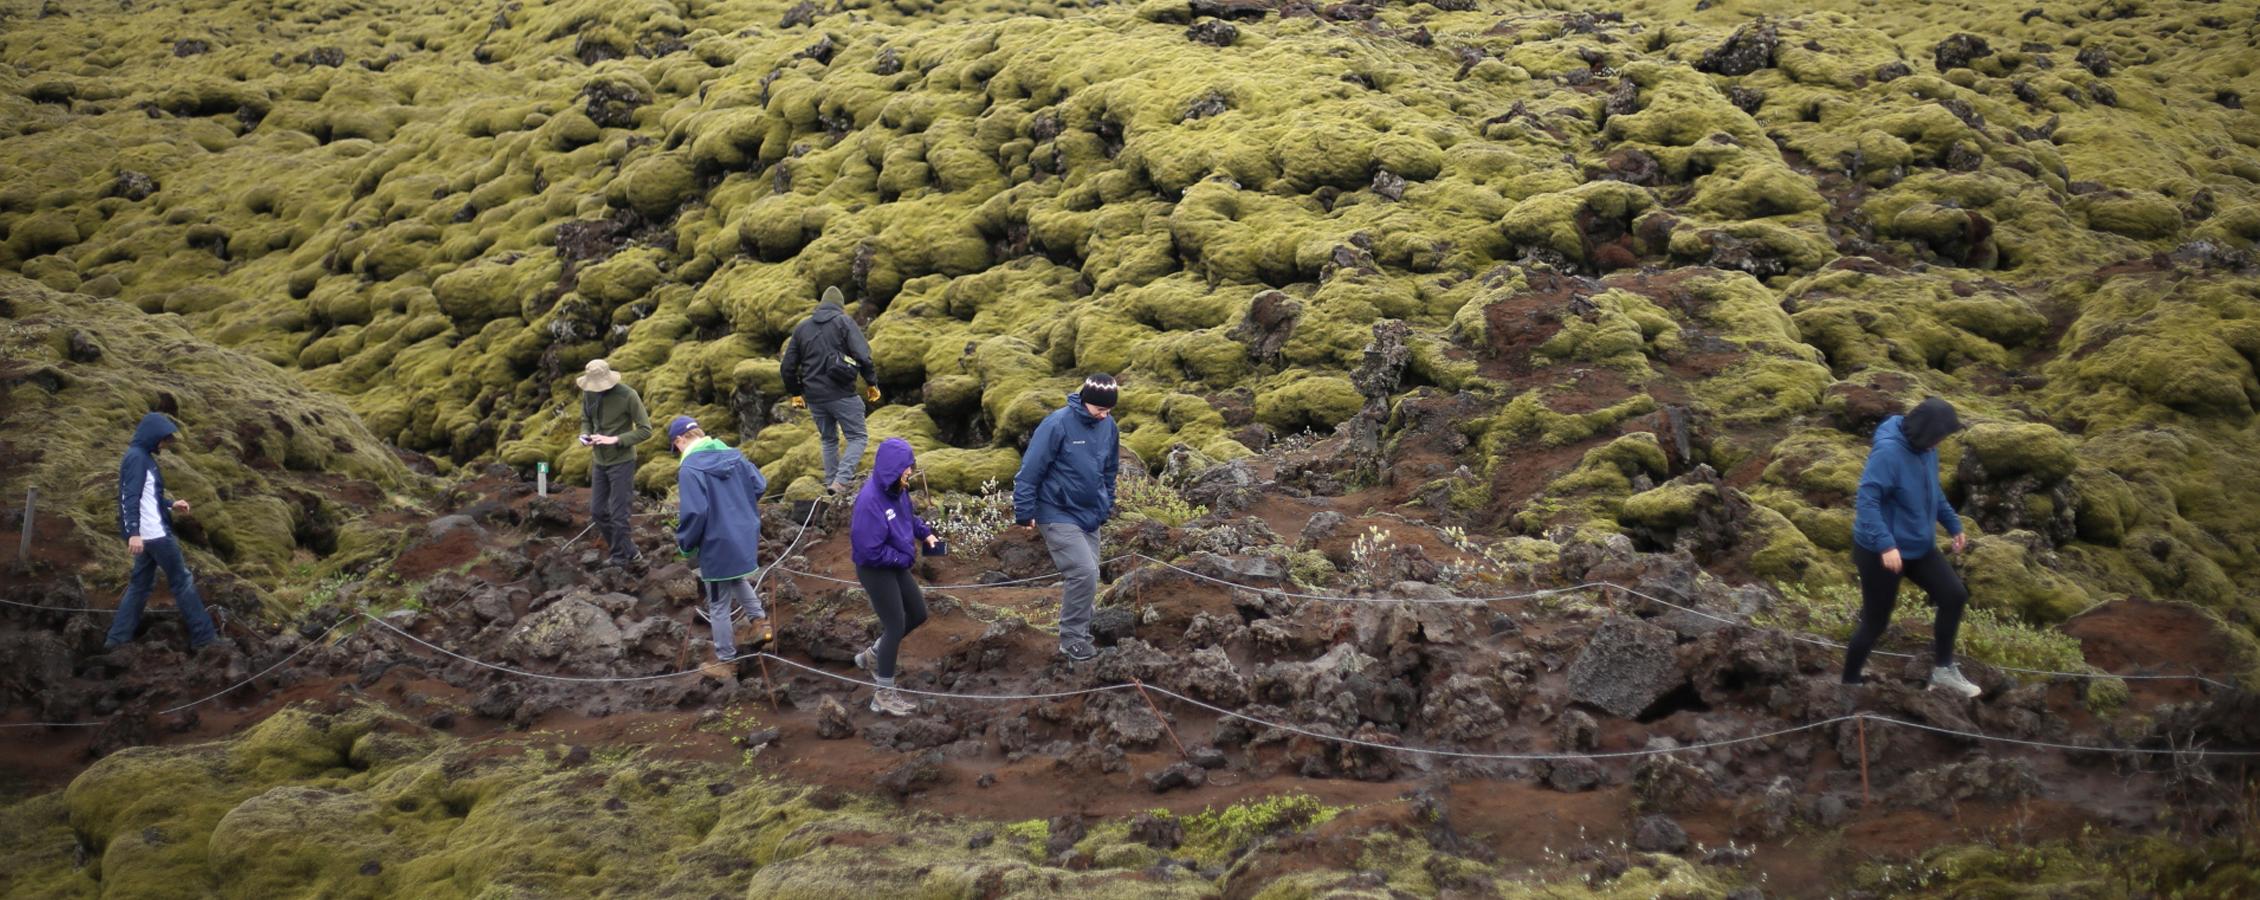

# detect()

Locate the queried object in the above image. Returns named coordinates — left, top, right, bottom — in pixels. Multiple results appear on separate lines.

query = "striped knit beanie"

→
left=1080, top=373, right=1118, bottom=409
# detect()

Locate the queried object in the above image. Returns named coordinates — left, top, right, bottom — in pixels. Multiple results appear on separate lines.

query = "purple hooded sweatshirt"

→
left=851, top=438, right=934, bottom=570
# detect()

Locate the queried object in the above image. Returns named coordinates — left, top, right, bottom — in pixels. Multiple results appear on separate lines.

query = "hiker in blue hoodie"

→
left=669, top=416, right=769, bottom=674
left=109, top=412, right=220, bottom=652
left=1844, top=397, right=1980, bottom=698
left=1012, top=374, right=1121, bottom=662
left=849, top=438, right=943, bottom=717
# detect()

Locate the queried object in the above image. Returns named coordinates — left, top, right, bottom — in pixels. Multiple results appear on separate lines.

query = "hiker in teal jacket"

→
left=1843, top=397, right=1980, bottom=698
left=670, top=416, right=768, bottom=666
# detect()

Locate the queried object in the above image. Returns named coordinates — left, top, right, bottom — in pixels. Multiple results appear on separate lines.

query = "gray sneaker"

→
left=1060, top=640, right=1098, bottom=662
left=853, top=646, right=876, bottom=673
left=1929, top=664, right=1982, bottom=699
left=870, top=688, right=915, bottom=717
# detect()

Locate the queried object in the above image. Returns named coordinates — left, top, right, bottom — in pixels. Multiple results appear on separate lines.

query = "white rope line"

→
left=776, top=554, right=1139, bottom=591
left=753, top=652, right=1136, bottom=701
left=1857, top=714, right=2260, bottom=758
left=1121, top=554, right=2241, bottom=690
left=748, top=490, right=827, bottom=598
left=0, top=594, right=179, bottom=615
left=359, top=613, right=711, bottom=684
left=0, top=616, right=355, bottom=729
left=1149, top=685, right=1854, bottom=760
left=13, top=615, right=2256, bottom=762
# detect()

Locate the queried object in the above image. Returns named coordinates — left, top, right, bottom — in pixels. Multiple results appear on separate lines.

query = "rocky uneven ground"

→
left=5, top=0, right=2260, bottom=895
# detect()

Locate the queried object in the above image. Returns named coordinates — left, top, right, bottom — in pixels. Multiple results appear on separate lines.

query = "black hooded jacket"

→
left=1901, top=397, right=1962, bottom=452
left=780, top=303, right=876, bottom=403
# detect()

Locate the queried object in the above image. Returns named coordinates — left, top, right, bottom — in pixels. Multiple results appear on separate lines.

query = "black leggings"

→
left=1843, top=545, right=1969, bottom=682
left=855, top=566, right=927, bottom=680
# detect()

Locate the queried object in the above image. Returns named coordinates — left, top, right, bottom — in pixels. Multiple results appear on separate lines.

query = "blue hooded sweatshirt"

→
left=1852, top=415, right=1964, bottom=558
left=851, top=438, right=934, bottom=570
left=1013, top=391, right=1120, bottom=533
left=674, top=438, right=767, bottom=581
left=117, top=413, right=179, bottom=539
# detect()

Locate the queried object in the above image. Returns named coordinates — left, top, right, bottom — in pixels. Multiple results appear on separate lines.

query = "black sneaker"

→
left=1060, top=640, right=1098, bottom=662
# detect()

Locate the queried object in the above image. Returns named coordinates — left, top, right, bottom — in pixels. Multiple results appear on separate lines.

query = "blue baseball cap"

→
left=667, top=416, right=699, bottom=443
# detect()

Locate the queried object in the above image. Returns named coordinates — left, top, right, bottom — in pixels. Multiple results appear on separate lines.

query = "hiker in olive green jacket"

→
left=576, top=359, right=652, bottom=567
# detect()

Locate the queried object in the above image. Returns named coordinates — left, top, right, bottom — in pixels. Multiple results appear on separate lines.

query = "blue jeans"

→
left=108, top=537, right=219, bottom=648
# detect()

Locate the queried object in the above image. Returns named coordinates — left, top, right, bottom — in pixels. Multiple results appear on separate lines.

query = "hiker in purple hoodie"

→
left=849, top=438, right=942, bottom=717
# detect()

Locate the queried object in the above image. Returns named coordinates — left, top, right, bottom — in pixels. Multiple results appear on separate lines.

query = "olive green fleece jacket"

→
left=580, top=384, right=652, bottom=468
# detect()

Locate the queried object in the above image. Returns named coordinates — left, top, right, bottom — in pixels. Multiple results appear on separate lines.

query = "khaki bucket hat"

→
left=576, top=359, right=622, bottom=392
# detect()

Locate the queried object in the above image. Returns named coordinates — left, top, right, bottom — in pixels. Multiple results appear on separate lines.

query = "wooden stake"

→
left=1857, top=715, right=1872, bottom=806
left=758, top=655, right=779, bottom=713
left=1132, top=678, right=1188, bottom=760
left=17, top=487, right=34, bottom=565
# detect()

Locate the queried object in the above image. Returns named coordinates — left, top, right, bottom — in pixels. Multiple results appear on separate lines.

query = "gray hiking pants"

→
left=702, top=577, right=765, bottom=661
left=1040, top=523, right=1101, bottom=647
left=591, top=459, right=638, bottom=562
left=810, top=396, right=867, bottom=487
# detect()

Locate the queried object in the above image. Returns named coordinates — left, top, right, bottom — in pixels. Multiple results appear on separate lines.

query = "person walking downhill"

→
left=849, top=438, right=945, bottom=717
left=668, top=417, right=771, bottom=677
left=1013, top=374, right=1121, bottom=663
left=781, top=286, right=881, bottom=496
left=577, top=359, right=652, bottom=569
left=1842, top=397, right=1982, bottom=698
left=107, top=413, right=221, bottom=653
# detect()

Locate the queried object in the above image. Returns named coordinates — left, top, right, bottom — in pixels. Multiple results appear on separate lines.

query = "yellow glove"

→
left=863, top=385, right=882, bottom=403
left=789, top=396, right=806, bottom=410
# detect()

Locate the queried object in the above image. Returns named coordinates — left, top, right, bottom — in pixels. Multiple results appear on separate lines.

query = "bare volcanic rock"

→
left=1564, top=617, right=1684, bottom=719
left=503, top=597, right=623, bottom=669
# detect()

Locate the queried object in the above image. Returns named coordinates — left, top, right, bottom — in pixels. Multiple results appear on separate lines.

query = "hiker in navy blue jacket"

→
left=109, top=413, right=220, bottom=651
left=1844, top=397, right=1980, bottom=698
left=669, top=416, right=769, bottom=672
left=1012, top=374, right=1121, bottom=662
left=850, top=438, right=942, bottom=717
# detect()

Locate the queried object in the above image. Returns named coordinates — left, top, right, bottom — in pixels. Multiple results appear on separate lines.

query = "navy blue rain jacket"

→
left=1851, top=416, right=1964, bottom=558
left=674, top=438, right=768, bottom=581
left=1012, top=391, right=1121, bottom=533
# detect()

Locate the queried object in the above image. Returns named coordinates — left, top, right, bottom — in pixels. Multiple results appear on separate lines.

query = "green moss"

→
left=1960, top=422, right=2077, bottom=482
left=1253, top=372, right=1364, bottom=434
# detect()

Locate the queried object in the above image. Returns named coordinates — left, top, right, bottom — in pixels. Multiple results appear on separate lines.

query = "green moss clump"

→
left=1960, top=422, right=2077, bottom=482
left=1253, top=372, right=1364, bottom=434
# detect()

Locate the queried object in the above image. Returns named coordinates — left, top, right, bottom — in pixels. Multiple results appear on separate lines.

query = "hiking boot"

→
left=870, top=688, right=915, bottom=717
left=1929, top=663, right=1982, bottom=699
left=1060, top=640, right=1098, bottom=662
left=700, top=658, right=737, bottom=680
left=852, top=646, right=877, bottom=673
left=745, top=617, right=772, bottom=652
left=827, top=482, right=850, bottom=496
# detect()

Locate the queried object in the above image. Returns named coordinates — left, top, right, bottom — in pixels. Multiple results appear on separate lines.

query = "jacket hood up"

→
left=1900, top=397, right=1962, bottom=451
left=130, top=413, right=178, bottom=452
left=873, top=437, right=914, bottom=490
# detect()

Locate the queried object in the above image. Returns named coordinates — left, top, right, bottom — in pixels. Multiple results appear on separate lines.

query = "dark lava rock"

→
left=1145, top=762, right=1208, bottom=793
left=298, top=46, right=344, bottom=68
left=1632, top=814, right=1690, bottom=853
left=66, top=329, right=103, bottom=363
left=1564, top=617, right=1685, bottom=719
left=1727, top=85, right=1765, bottom=113
left=877, top=750, right=946, bottom=798
left=814, top=695, right=855, bottom=739
left=1371, top=168, right=1406, bottom=201
left=1128, top=811, right=1185, bottom=849
left=1543, top=759, right=1604, bottom=792
left=743, top=727, right=781, bottom=749
left=172, top=39, right=209, bottom=57
left=1184, top=90, right=1230, bottom=121
left=1874, top=60, right=1913, bottom=82
left=1933, top=33, right=1991, bottom=71
left=1188, top=745, right=1228, bottom=769
left=1186, top=19, right=1238, bottom=46
left=1696, top=21, right=1778, bottom=76
left=1633, top=754, right=1716, bottom=814
left=112, top=170, right=157, bottom=201
left=1091, top=606, right=1136, bottom=647
left=560, top=745, right=591, bottom=768
left=2076, top=44, right=2111, bottom=77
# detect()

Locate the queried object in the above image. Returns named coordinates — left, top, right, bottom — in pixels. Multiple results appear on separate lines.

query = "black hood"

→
left=1901, top=397, right=1962, bottom=451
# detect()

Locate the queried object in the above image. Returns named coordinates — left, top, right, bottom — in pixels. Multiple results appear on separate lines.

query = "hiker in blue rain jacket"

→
left=1012, top=374, right=1121, bottom=662
left=849, top=437, right=943, bottom=718
left=110, top=412, right=220, bottom=652
left=669, top=416, right=769, bottom=669
left=1843, top=397, right=1981, bottom=699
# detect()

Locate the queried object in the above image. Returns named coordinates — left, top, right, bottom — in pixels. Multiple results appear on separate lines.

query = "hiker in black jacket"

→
left=781, top=286, right=880, bottom=495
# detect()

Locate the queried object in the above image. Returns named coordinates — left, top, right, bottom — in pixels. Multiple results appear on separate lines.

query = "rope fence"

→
left=8, top=611, right=2259, bottom=767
